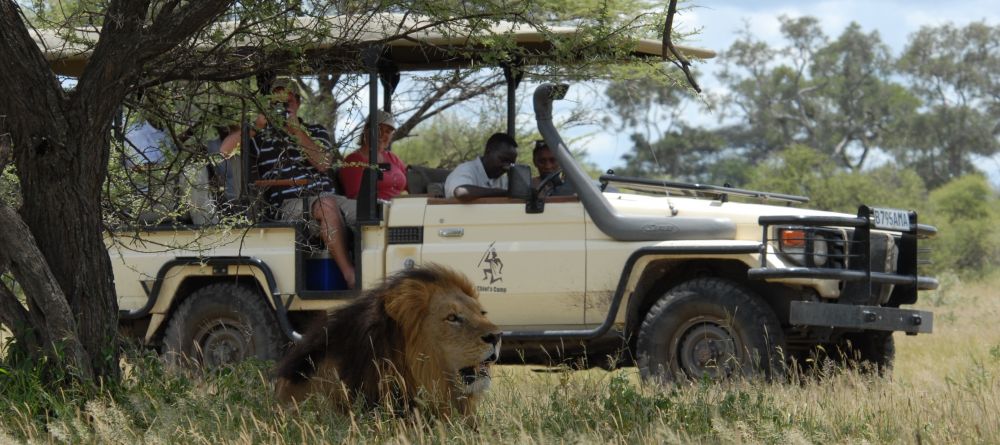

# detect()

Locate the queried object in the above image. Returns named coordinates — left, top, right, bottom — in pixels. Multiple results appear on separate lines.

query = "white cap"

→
left=373, top=109, right=396, bottom=130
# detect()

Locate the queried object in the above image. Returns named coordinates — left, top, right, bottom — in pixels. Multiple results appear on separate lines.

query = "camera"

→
left=272, top=102, right=289, bottom=120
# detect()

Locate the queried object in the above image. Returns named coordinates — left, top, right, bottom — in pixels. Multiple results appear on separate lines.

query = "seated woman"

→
left=338, top=110, right=407, bottom=200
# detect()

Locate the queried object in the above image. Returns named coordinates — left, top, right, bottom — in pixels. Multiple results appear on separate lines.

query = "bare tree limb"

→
left=0, top=202, right=92, bottom=380
left=0, top=278, right=40, bottom=354
left=661, top=0, right=700, bottom=93
left=0, top=119, right=10, bottom=172
left=141, top=1, right=236, bottom=59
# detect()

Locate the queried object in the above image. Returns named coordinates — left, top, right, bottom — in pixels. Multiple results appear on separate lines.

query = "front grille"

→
left=751, top=206, right=936, bottom=307
left=818, top=228, right=847, bottom=270
left=841, top=230, right=896, bottom=305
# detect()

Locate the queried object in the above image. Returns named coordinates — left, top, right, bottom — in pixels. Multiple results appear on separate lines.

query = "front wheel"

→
left=636, top=278, right=786, bottom=384
left=162, top=282, right=285, bottom=368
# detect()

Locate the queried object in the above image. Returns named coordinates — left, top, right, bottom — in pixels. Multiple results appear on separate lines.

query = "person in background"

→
left=123, top=114, right=184, bottom=224
left=219, top=78, right=355, bottom=288
left=124, top=118, right=173, bottom=169
left=338, top=110, right=407, bottom=201
left=205, top=123, right=241, bottom=202
left=531, top=139, right=615, bottom=196
left=444, top=132, right=518, bottom=202
left=531, top=140, right=575, bottom=196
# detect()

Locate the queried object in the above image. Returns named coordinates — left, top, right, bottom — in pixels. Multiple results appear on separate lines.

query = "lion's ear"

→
left=382, top=279, right=432, bottom=329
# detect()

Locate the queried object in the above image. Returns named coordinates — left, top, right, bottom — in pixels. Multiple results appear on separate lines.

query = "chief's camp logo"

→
left=475, top=242, right=507, bottom=293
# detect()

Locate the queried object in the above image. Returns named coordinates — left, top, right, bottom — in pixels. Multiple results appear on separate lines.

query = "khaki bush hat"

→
left=270, top=78, right=300, bottom=98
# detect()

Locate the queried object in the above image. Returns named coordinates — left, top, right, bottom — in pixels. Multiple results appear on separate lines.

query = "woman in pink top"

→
left=338, top=110, right=408, bottom=200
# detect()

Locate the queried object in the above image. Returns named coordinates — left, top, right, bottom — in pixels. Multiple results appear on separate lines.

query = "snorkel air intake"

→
left=533, top=84, right=735, bottom=241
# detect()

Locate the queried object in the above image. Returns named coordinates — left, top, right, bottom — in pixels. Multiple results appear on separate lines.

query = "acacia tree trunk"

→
left=14, top=125, right=120, bottom=379
left=0, top=0, right=232, bottom=384
left=0, top=0, right=133, bottom=381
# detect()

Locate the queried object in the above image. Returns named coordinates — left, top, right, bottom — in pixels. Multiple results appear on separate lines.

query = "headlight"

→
left=777, top=228, right=830, bottom=267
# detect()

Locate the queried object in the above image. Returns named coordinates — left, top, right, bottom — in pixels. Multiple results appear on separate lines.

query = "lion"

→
left=273, top=264, right=502, bottom=416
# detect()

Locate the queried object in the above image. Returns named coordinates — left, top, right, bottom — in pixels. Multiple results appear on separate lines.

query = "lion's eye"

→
left=446, top=314, right=462, bottom=323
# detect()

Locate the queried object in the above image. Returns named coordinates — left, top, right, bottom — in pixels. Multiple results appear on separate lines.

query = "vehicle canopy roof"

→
left=35, top=13, right=714, bottom=77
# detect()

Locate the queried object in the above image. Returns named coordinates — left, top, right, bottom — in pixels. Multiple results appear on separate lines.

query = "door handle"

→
left=438, top=228, right=464, bottom=238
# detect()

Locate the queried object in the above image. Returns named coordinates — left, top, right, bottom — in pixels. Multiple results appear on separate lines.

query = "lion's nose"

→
left=481, top=332, right=501, bottom=346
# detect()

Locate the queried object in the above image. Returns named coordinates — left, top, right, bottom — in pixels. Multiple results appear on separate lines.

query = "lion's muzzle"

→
left=458, top=333, right=501, bottom=394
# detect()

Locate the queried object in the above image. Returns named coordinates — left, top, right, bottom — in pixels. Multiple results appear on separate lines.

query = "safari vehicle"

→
left=44, top=16, right=936, bottom=379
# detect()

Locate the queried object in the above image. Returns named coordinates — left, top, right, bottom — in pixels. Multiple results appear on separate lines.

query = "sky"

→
left=569, top=0, right=1000, bottom=186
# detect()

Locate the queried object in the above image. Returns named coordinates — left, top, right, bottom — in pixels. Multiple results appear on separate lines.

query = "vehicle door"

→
left=421, top=197, right=586, bottom=327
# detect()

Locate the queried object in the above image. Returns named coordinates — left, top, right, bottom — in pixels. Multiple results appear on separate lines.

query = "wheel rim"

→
left=674, top=317, right=741, bottom=379
left=193, top=318, right=250, bottom=368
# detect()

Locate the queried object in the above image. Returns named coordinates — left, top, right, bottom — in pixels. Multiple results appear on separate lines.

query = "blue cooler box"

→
left=305, top=251, right=347, bottom=291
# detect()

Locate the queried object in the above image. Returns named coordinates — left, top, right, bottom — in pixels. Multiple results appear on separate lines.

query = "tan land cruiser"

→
left=78, top=19, right=934, bottom=379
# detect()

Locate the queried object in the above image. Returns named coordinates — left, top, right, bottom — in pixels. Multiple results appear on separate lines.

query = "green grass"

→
left=3, top=273, right=1000, bottom=444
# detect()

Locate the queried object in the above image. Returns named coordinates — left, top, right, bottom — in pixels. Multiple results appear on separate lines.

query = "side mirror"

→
left=507, top=164, right=532, bottom=201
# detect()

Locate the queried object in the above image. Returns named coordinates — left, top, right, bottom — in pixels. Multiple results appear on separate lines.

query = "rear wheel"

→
left=637, top=278, right=786, bottom=384
left=163, top=282, right=285, bottom=368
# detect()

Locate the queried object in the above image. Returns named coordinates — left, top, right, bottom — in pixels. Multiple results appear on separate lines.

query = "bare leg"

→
left=312, top=196, right=356, bottom=289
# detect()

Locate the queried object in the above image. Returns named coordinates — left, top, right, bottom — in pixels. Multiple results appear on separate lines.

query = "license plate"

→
left=872, top=207, right=911, bottom=231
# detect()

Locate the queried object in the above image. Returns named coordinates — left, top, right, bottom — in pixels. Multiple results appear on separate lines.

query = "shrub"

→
left=923, top=174, right=1000, bottom=276
left=746, top=145, right=927, bottom=213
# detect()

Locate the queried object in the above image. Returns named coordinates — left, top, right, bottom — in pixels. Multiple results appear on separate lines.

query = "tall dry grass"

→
left=2, top=272, right=999, bottom=444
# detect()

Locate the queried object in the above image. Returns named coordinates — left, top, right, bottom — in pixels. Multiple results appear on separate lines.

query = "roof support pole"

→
left=501, top=60, right=523, bottom=137
left=378, top=59, right=400, bottom=114
left=357, top=46, right=383, bottom=225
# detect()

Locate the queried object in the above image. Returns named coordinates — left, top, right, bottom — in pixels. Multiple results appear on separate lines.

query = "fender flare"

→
left=121, top=256, right=301, bottom=342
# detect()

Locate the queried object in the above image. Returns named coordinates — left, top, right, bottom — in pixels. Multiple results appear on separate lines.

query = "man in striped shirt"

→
left=221, top=79, right=355, bottom=288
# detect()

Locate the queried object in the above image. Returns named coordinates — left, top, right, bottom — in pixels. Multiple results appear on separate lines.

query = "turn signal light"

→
left=780, top=229, right=807, bottom=248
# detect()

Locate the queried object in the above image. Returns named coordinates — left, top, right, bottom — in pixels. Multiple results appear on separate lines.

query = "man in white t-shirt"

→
left=444, top=132, right=519, bottom=201
left=124, top=119, right=173, bottom=168
left=123, top=119, right=180, bottom=224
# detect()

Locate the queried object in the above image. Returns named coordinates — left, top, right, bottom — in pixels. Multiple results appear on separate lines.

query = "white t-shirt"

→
left=124, top=121, right=173, bottom=168
left=444, top=157, right=508, bottom=198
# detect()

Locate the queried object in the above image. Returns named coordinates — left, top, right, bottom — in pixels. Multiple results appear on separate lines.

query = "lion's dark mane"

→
left=273, top=267, right=445, bottom=405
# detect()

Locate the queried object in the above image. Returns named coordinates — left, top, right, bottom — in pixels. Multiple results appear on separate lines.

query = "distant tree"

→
left=391, top=110, right=506, bottom=169
left=896, top=22, right=1000, bottom=188
left=608, top=15, right=1000, bottom=190
left=809, top=22, right=919, bottom=170
left=715, top=17, right=917, bottom=171
left=746, top=145, right=926, bottom=213
left=614, top=125, right=726, bottom=181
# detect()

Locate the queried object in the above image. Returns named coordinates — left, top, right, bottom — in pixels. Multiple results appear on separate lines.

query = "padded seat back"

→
left=406, top=165, right=451, bottom=197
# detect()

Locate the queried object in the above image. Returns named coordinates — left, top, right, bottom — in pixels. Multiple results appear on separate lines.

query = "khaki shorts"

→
left=278, top=192, right=357, bottom=226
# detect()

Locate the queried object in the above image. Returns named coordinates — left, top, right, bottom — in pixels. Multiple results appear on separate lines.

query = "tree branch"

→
left=0, top=119, right=10, bottom=171
left=662, top=0, right=700, bottom=93
left=0, top=278, right=40, bottom=354
left=0, top=1, right=67, bottom=133
left=141, top=0, right=237, bottom=59
left=0, top=202, right=92, bottom=380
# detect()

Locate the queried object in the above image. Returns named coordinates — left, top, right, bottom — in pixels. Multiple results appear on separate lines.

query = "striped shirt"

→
left=251, top=121, right=335, bottom=204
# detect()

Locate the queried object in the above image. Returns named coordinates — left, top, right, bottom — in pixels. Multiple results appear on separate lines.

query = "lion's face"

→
left=379, top=265, right=502, bottom=408
left=419, top=286, right=502, bottom=395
